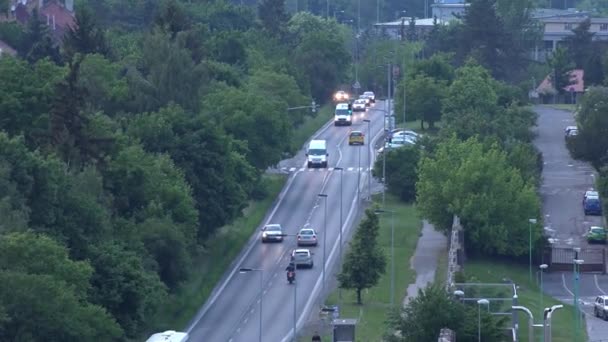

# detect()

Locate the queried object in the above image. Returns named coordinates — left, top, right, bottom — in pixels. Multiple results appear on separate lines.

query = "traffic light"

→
left=347, top=103, right=352, bottom=114
left=311, top=100, right=316, bottom=113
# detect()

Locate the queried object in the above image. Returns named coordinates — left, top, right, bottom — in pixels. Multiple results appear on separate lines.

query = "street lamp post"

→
left=357, top=142, right=361, bottom=200
left=375, top=208, right=395, bottom=305
left=573, top=255, right=584, bottom=340
left=539, top=263, right=548, bottom=342
left=334, top=167, right=344, bottom=300
left=454, top=290, right=464, bottom=304
left=512, top=305, right=535, bottom=342
left=477, top=299, right=490, bottom=342
left=318, top=194, right=328, bottom=294
left=363, top=119, right=371, bottom=200
left=239, top=268, right=263, bottom=342
left=528, top=218, right=537, bottom=282
left=544, top=305, right=564, bottom=342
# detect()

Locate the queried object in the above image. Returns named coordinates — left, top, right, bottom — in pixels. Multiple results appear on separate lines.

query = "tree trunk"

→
left=420, top=120, right=424, bottom=130
left=356, top=288, right=362, bottom=305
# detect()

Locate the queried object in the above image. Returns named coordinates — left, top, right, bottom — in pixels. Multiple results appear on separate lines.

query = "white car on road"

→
left=353, top=99, right=367, bottom=112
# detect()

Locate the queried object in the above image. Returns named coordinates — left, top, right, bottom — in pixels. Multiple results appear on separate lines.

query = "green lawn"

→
left=465, top=259, right=588, bottom=342
left=291, top=105, right=333, bottom=152
left=149, top=174, right=287, bottom=332
left=300, top=194, right=422, bottom=341
left=546, top=104, right=576, bottom=112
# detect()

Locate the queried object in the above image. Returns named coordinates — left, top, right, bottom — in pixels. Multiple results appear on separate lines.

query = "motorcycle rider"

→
left=285, top=262, right=295, bottom=282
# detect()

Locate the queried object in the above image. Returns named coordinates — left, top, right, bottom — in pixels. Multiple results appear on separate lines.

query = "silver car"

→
left=261, top=224, right=284, bottom=243
left=297, top=228, right=318, bottom=246
left=291, top=249, right=314, bottom=268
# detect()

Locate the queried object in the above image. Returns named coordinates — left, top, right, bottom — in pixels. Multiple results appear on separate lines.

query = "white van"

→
left=334, top=103, right=352, bottom=126
left=146, top=330, right=189, bottom=342
left=307, top=139, right=328, bottom=168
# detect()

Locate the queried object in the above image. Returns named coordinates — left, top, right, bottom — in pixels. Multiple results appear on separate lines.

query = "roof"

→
left=537, top=69, right=584, bottom=93
left=532, top=8, right=589, bottom=19
left=40, top=0, right=75, bottom=40
left=0, top=40, right=17, bottom=57
left=374, top=17, right=449, bottom=27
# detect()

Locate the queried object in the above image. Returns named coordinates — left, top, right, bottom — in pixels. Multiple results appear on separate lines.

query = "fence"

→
left=446, top=216, right=464, bottom=290
left=548, top=246, right=606, bottom=273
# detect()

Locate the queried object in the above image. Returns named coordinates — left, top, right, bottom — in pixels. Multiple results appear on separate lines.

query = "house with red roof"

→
left=0, top=40, right=17, bottom=57
left=536, top=69, right=584, bottom=104
left=7, top=0, right=74, bottom=43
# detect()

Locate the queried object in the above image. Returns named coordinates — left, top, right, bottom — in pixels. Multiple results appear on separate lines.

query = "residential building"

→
left=373, top=17, right=448, bottom=40
left=6, top=0, right=74, bottom=43
left=536, top=69, right=584, bottom=104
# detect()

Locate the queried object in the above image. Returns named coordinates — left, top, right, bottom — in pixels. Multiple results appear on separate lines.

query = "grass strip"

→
left=465, top=259, right=588, bottom=342
left=300, top=194, right=422, bottom=341
left=150, top=174, right=287, bottom=332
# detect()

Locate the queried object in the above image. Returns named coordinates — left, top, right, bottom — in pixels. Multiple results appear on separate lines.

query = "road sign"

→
left=353, top=81, right=361, bottom=89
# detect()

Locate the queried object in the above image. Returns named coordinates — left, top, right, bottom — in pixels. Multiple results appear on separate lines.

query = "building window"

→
left=601, top=23, right=608, bottom=31
left=565, top=23, right=573, bottom=30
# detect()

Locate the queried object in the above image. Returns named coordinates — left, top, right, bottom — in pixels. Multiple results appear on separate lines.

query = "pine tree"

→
left=338, top=207, right=386, bottom=304
left=63, top=5, right=109, bottom=60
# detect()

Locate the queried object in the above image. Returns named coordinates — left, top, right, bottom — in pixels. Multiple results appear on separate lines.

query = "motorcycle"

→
left=287, top=270, right=295, bottom=284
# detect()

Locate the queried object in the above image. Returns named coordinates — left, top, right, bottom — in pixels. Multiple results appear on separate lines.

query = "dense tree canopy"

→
left=0, top=0, right=354, bottom=339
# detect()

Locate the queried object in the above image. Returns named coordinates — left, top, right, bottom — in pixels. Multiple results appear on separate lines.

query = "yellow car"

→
left=348, top=131, right=365, bottom=145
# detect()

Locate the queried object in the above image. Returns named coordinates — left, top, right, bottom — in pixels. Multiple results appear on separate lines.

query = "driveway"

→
left=534, top=105, right=608, bottom=340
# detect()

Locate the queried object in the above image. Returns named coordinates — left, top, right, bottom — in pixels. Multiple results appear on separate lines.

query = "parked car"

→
left=392, top=130, right=420, bottom=141
left=583, top=191, right=602, bottom=215
left=297, top=228, right=318, bottom=246
left=291, top=249, right=314, bottom=268
left=586, top=226, right=607, bottom=244
left=565, top=125, right=578, bottom=138
left=349, top=131, right=365, bottom=145
left=594, top=295, right=608, bottom=320
left=261, top=224, right=284, bottom=243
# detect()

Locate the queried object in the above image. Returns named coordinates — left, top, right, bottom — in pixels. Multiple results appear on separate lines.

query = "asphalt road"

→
left=533, top=105, right=608, bottom=339
left=185, top=101, right=390, bottom=342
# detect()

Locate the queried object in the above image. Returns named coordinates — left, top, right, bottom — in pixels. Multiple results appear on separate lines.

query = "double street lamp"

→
left=238, top=268, right=263, bottom=342
left=375, top=208, right=395, bottom=305
left=318, top=194, right=328, bottom=294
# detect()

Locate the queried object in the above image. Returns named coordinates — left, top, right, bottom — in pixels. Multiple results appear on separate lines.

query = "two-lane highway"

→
left=186, top=102, right=390, bottom=341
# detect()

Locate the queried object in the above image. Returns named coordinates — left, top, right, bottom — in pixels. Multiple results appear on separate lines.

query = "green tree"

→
left=20, top=8, right=61, bottom=65
left=154, top=0, right=190, bottom=39
left=258, top=0, right=289, bottom=35
left=574, top=86, right=608, bottom=165
left=372, top=146, right=420, bottom=202
left=338, top=208, right=386, bottom=304
left=410, top=52, right=455, bottom=83
left=548, top=47, right=576, bottom=96
left=396, top=74, right=446, bottom=129
left=0, top=232, right=123, bottom=341
left=77, top=53, right=129, bottom=115
left=384, top=284, right=507, bottom=342
left=63, top=5, right=109, bottom=60
left=563, top=18, right=595, bottom=69
left=88, top=242, right=167, bottom=338
left=416, top=136, right=540, bottom=256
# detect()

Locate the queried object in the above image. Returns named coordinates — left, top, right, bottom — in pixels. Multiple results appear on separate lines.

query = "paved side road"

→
left=404, top=221, right=447, bottom=306
left=533, top=105, right=608, bottom=340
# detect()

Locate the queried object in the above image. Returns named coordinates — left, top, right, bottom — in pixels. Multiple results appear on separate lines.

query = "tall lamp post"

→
left=333, top=167, right=344, bottom=300
left=528, top=218, right=537, bottom=282
left=363, top=119, right=371, bottom=200
left=318, top=193, right=328, bottom=294
left=573, top=254, right=584, bottom=341
left=539, top=263, right=548, bottom=342
left=477, top=298, right=490, bottom=342
left=238, top=268, right=263, bottom=342
left=375, top=208, right=395, bottom=305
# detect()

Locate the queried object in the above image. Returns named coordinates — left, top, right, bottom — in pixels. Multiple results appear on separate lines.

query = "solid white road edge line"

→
left=186, top=106, right=339, bottom=333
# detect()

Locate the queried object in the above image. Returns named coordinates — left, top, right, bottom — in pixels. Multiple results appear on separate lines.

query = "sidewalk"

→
left=404, top=220, right=447, bottom=306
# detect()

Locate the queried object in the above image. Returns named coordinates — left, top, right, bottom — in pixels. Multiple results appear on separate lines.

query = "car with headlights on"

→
left=297, top=228, right=318, bottom=246
left=363, top=91, right=375, bottom=103
left=261, top=224, right=284, bottom=243
left=353, top=99, right=367, bottom=112
left=333, top=90, right=350, bottom=102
